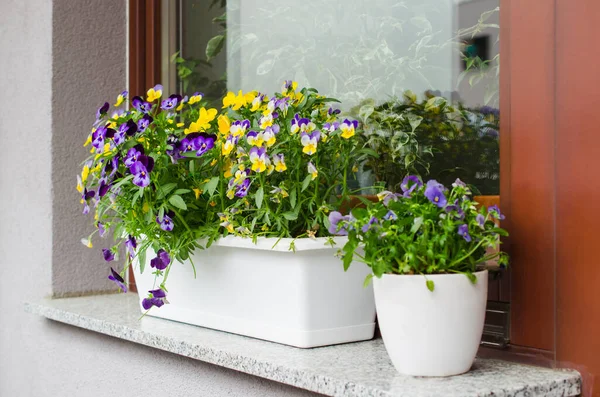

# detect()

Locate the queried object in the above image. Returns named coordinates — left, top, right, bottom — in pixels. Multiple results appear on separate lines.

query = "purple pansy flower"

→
left=235, top=178, right=251, bottom=198
left=361, top=216, right=379, bottom=233
left=424, top=180, right=447, bottom=208
left=130, top=155, right=154, bottom=187
left=488, top=204, right=505, bottom=220
left=160, top=94, right=182, bottom=110
left=137, top=114, right=153, bottom=133
left=102, top=248, right=115, bottom=262
left=328, top=107, right=341, bottom=116
left=103, top=154, right=120, bottom=179
left=400, top=175, right=423, bottom=197
left=108, top=267, right=127, bottom=293
left=458, top=224, right=472, bottom=242
left=96, top=102, right=109, bottom=119
left=445, top=199, right=465, bottom=220
left=125, top=235, right=137, bottom=259
left=81, top=188, right=95, bottom=215
left=98, top=177, right=111, bottom=197
left=476, top=214, right=485, bottom=229
left=383, top=210, right=398, bottom=221
left=180, top=133, right=200, bottom=153
left=114, top=120, right=138, bottom=145
left=97, top=222, right=107, bottom=237
left=150, top=249, right=170, bottom=270
left=91, top=126, right=107, bottom=150
left=196, top=133, right=216, bottom=156
left=376, top=190, right=401, bottom=206
left=452, top=178, right=467, bottom=188
left=124, top=145, right=144, bottom=167
left=328, top=211, right=353, bottom=236
left=142, top=289, right=166, bottom=310
left=323, top=121, right=339, bottom=133
left=157, top=212, right=174, bottom=232
left=132, top=96, right=152, bottom=113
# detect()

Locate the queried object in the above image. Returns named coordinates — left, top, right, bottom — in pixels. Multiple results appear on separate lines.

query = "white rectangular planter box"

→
left=133, top=236, right=376, bottom=348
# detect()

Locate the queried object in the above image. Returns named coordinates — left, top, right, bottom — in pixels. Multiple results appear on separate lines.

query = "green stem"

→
left=448, top=239, right=485, bottom=268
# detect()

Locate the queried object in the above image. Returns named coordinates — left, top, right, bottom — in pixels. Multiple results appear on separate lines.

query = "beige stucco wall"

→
left=0, top=1, right=318, bottom=395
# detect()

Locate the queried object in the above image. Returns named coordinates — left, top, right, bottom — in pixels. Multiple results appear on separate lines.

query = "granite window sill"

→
left=25, top=294, right=581, bottom=397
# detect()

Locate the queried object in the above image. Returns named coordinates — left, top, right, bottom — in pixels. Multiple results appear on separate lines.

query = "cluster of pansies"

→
left=330, top=176, right=509, bottom=290
left=78, top=81, right=364, bottom=309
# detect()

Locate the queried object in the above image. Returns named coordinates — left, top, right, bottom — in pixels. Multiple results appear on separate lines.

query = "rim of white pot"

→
left=378, top=269, right=488, bottom=280
left=210, top=235, right=348, bottom=252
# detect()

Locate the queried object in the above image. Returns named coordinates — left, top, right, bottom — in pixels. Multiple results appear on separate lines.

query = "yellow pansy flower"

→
left=81, top=165, right=90, bottom=184
left=188, top=92, right=203, bottom=105
left=223, top=90, right=246, bottom=110
left=146, top=84, right=163, bottom=102
left=186, top=107, right=218, bottom=134
left=218, top=114, right=231, bottom=135
left=193, top=188, right=202, bottom=199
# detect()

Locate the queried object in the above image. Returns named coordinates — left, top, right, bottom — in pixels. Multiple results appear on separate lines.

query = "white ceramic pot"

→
left=373, top=270, right=488, bottom=376
left=133, top=236, right=376, bottom=348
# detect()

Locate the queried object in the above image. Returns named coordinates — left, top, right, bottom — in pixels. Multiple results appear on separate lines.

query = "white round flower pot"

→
left=373, top=270, right=488, bottom=376
left=133, top=236, right=376, bottom=348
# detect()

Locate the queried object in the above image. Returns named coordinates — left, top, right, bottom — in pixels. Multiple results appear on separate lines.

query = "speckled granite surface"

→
left=25, top=294, right=581, bottom=397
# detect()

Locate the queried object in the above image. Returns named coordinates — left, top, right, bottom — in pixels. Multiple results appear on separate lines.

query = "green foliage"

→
left=337, top=179, right=509, bottom=287
left=354, top=91, right=500, bottom=195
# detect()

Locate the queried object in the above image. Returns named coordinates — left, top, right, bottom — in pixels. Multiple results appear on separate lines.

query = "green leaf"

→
left=157, top=183, right=177, bottom=199
left=169, top=195, right=187, bottom=210
left=212, top=12, right=226, bottom=23
left=131, top=188, right=143, bottom=208
left=206, top=35, right=225, bottom=61
left=189, top=160, right=195, bottom=174
left=255, top=186, right=264, bottom=209
left=290, top=188, right=297, bottom=209
left=426, top=279, right=435, bottom=292
left=410, top=217, right=424, bottom=234
left=174, top=189, right=191, bottom=195
left=358, top=104, right=375, bottom=122
left=204, top=177, right=219, bottom=196
left=363, top=274, right=374, bottom=287
left=158, top=207, right=165, bottom=222
left=301, top=174, right=312, bottom=192
left=466, top=272, right=477, bottom=284
left=282, top=212, right=298, bottom=221
left=138, top=247, right=146, bottom=274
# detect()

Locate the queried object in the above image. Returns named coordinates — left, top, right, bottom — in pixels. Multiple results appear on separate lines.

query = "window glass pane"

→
left=173, top=0, right=500, bottom=195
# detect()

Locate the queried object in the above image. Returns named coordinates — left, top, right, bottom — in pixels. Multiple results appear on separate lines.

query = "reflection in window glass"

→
left=173, top=0, right=500, bottom=194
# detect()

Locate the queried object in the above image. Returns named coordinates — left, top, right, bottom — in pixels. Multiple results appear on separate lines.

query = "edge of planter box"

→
left=25, top=294, right=582, bottom=397
left=211, top=235, right=348, bottom=252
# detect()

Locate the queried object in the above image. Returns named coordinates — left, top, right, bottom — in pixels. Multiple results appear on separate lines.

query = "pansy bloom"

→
left=259, top=113, right=274, bottom=130
left=125, top=235, right=137, bottom=259
left=273, top=153, right=287, bottom=172
left=114, top=90, right=128, bottom=107
left=230, top=120, right=250, bottom=137
left=424, top=180, right=447, bottom=208
left=102, top=248, right=115, bottom=262
left=160, top=94, right=182, bottom=110
left=222, top=135, right=238, bottom=156
left=137, top=114, right=153, bottom=132
left=124, top=145, right=144, bottom=167
left=249, top=146, right=268, bottom=173
left=488, top=204, right=505, bottom=220
left=235, top=178, right=251, bottom=198
left=188, top=92, right=203, bottom=105
left=400, top=175, right=422, bottom=197
left=132, top=96, right=153, bottom=113
left=308, top=161, right=318, bottom=180
left=142, top=288, right=167, bottom=310
left=130, top=155, right=154, bottom=187
left=150, top=249, right=171, bottom=270
left=340, top=119, right=358, bottom=139
left=146, top=84, right=163, bottom=102
left=458, top=224, right=472, bottom=242
left=157, top=212, right=174, bottom=232
left=301, top=131, right=321, bottom=155
left=328, top=211, right=353, bottom=236
left=246, top=130, right=265, bottom=147
left=108, top=268, right=127, bottom=293
left=195, top=133, right=216, bottom=156
left=217, top=114, right=231, bottom=135
left=96, top=102, right=109, bottom=120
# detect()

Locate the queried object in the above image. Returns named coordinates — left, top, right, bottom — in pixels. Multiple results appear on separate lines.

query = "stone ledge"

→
left=25, top=294, right=581, bottom=397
